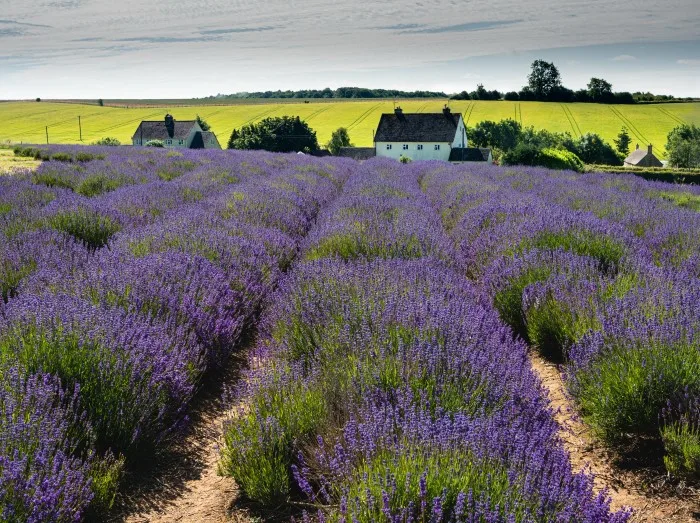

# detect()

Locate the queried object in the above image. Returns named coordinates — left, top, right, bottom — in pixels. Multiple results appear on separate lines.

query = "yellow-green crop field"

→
left=1, top=100, right=699, bottom=158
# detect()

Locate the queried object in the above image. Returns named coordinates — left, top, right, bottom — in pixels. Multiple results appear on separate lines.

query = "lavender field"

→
left=0, top=147, right=699, bottom=522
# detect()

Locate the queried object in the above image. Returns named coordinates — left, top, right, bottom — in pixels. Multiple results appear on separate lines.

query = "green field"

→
left=1, top=100, right=699, bottom=158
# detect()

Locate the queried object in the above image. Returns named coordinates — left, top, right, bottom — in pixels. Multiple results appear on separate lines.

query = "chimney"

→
left=647, top=144, right=653, bottom=155
left=635, top=143, right=639, bottom=150
left=164, top=114, right=175, bottom=137
left=443, top=104, right=451, bottom=116
left=394, top=106, right=403, bottom=117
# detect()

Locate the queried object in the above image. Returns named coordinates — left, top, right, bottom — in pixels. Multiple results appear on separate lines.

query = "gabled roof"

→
left=374, top=112, right=461, bottom=143
left=449, top=147, right=491, bottom=162
left=337, top=147, right=376, bottom=160
left=190, top=131, right=221, bottom=149
left=132, top=120, right=198, bottom=141
left=624, top=145, right=663, bottom=167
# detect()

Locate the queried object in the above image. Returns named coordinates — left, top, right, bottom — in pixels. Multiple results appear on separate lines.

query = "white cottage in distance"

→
left=374, top=106, right=477, bottom=162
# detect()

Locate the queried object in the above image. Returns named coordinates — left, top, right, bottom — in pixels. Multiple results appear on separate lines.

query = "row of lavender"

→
left=219, top=158, right=628, bottom=521
left=0, top=147, right=351, bottom=521
left=422, top=162, right=700, bottom=480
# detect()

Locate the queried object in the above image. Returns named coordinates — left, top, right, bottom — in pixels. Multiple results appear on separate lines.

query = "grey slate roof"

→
left=132, top=120, right=197, bottom=141
left=624, top=148, right=662, bottom=167
left=449, top=147, right=491, bottom=162
left=374, top=112, right=461, bottom=143
left=337, top=147, right=376, bottom=160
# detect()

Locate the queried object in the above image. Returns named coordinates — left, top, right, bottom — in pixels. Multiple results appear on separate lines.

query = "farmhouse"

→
left=624, top=144, right=663, bottom=168
left=374, top=106, right=472, bottom=162
left=132, top=114, right=221, bottom=149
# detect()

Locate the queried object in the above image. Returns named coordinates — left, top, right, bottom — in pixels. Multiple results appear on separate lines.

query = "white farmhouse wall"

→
left=375, top=142, right=451, bottom=161
left=451, top=117, right=467, bottom=148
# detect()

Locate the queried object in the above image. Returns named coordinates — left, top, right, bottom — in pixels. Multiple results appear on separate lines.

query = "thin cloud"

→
left=115, top=35, right=220, bottom=44
left=400, top=20, right=522, bottom=34
left=677, top=58, right=700, bottom=65
left=199, top=25, right=278, bottom=35
left=374, top=23, right=427, bottom=31
left=0, top=19, right=52, bottom=28
left=612, top=54, right=636, bottom=61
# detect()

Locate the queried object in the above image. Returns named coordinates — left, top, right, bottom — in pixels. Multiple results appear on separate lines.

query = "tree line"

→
left=209, top=87, right=447, bottom=100
left=451, top=60, right=695, bottom=104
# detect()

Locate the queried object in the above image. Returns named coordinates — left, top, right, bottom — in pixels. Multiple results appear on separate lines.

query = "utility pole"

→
left=46, top=126, right=49, bottom=145
left=78, top=116, right=82, bottom=141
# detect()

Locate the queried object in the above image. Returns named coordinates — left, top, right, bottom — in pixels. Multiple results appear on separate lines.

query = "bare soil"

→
left=109, top=355, right=254, bottom=523
left=529, top=353, right=700, bottom=522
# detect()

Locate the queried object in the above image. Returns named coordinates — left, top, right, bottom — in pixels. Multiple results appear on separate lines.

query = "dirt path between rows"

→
left=110, top=356, right=253, bottom=523
left=529, top=353, right=699, bottom=522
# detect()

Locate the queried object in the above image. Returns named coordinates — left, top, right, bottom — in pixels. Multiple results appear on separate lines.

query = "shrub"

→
left=539, top=148, right=585, bottom=172
left=50, top=152, right=74, bottom=163
left=92, top=137, right=121, bottom=146
left=47, top=209, right=121, bottom=249
left=145, top=140, right=165, bottom=148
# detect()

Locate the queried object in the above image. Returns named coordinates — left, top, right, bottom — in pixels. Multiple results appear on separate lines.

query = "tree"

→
left=35, top=97, right=41, bottom=102
left=326, top=127, right=352, bottom=155
left=587, top=78, right=613, bottom=103
left=470, top=119, right=522, bottom=151
left=527, top=60, right=562, bottom=101
left=227, top=129, right=240, bottom=149
left=613, top=127, right=631, bottom=156
left=196, top=114, right=211, bottom=131
left=504, top=91, right=519, bottom=101
left=565, top=133, right=621, bottom=165
left=97, top=99, right=104, bottom=106
left=666, top=124, right=700, bottom=168
left=227, top=116, right=318, bottom=153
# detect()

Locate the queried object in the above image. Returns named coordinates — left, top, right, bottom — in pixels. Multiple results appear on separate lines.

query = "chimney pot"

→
left=648, top=144, right=653, bottom=155
left=443, top=104, right=451, bottom=116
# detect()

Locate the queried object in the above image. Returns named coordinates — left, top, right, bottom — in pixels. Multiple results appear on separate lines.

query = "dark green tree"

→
left=470, top=119, right=522, bottom=151
left=613, top=127, right=632, bottom=156
left=196, top=114, right=211, bottom=131
left=326, top=127, right=352, bottom=155
left=587, top=78, right=613, bottom=103
left=227, top=116, right=318, bottom=153
left=527, top=60, right=562, bottom=100
left=98, top=99, right=104, bottom=106
left=227, top=129, right=240, bottom=149
left=666, top=124, right=700, bottom=168
left=566, top=133, right=621, bottom=165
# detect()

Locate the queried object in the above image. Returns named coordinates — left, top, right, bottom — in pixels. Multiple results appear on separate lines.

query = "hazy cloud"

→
left=199, top=25, right=278, bottom=35
left=399, top=20, right=522, bottom=34
left=612, top=54, right=637, bottom=61
left=677, top=58, right=700, bottom=65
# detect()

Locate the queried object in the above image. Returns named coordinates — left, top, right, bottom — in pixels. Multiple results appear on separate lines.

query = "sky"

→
left=0, top=0, right=698, bottom=99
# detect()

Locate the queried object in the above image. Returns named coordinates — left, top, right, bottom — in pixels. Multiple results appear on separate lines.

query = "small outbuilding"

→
left=624, top=144, right=663, bottom=168
left=337, top=147, right=377, bottom=161
left=449, top=147, right=493, bottom=163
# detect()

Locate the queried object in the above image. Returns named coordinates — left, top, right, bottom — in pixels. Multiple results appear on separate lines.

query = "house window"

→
left=386, top=144, right=392, bottom=150
left=417, top=144, right=423, bottom=150
left=178, top=140, right=184, bottom=145
left=434, top=144, right=440, bottom=151
left=165, top=139, right=172, bottom=145
left=403, top=144, right=409, bottom=150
